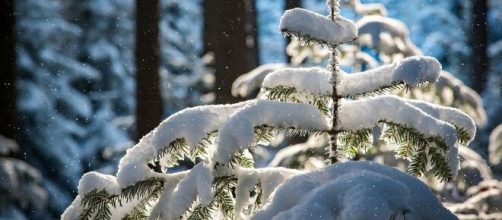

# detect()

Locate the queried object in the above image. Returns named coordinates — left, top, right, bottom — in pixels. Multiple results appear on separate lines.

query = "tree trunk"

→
left=135, top=0, right=163, bottom=141
left=470, top=0, right=489, bottom=93
left=203, top=0, right=259, bottom=104
left=0, top=0, right=17, bottom=140
left=285, top=0, right=302, bottom=63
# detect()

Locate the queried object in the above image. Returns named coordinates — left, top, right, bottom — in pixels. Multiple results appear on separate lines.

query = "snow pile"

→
left=280, top=8, right=357, bottom=45
left=213, top=100, right=330, bottom=163
left=253, top=161, right=456, bottom=220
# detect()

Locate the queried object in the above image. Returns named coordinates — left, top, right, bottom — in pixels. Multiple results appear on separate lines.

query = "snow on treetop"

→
left=279, top=8, right=357, bottom=45
left=262, top=56, right=441, bottom=97
left=213, top=100, right=330, bottom=163
left=253, top=161, right=457, bottom=220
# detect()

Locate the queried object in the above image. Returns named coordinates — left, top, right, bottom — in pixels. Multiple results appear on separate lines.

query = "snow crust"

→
left=213, top=100, right=329, bottom=163
left=279, top=8, right=357, bottom=45
left=253, top=161, right=456, bottom=220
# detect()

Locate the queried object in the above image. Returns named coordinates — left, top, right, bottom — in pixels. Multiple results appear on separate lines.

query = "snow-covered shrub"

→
left=254, top=161, right=457, bottom=220
left=63, top=1, right=475, bottom=219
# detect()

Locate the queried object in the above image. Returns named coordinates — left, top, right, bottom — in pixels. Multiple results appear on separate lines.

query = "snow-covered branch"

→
left=213, top=100, right=330, bottom=164
left=280, top=8, right=357, bottom=46
left=232, top=64, right=288, bottom=98
left=117, top=101, right=252, bottom=188
left=261, top=56, right=441, bottom=98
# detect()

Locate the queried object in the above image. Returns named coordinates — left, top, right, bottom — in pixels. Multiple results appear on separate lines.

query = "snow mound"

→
left=280, top=8, right=357, bottom=45
left=253, top=161, right=456, bottom=220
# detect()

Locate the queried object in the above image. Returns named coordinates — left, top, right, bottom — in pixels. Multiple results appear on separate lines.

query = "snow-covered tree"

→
left=160, top=0, right=214, bottom=114
left=16, top=0, right=101, bottom=212
left=63, top=1, right=476, bottom=219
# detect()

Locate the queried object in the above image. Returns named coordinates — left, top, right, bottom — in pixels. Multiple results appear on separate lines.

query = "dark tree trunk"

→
left=203, top=0, right=259, bottom=104
left=0, top=0, right=17, bottom=140
left=135, top=0, right=163, bottom=141
left=470, top=0, right=489, bottom=93
left=285, top=0, right=302, bottom=63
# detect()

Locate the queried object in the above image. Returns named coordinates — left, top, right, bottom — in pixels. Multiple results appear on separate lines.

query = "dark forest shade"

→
left=471, top=0, right=489, bottom=93
left=135, top=0, right=163, bottom=141
left=0, top=0, right=17, bottom=140
left=203, top=0, right=259, bottom=104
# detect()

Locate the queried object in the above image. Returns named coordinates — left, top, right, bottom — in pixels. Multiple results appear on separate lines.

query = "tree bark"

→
left=135, top=0, right=163, bottom=141
left=285, top=0, right=302, bottom=63
left=470, top=0, right=489, bottom=93
left=0, top=0, right=17, bottom=140
left=203, top=0, right=259, bottom=104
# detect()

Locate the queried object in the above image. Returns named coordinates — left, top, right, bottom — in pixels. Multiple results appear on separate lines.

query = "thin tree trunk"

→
left=203, top=0, right=259, bottom=104
left=471, top=0, right=489, bottom=93
left=0, top=0, right=17, bottom=140
left=328, top=0, right=341, bottom=163
left=135, top=0, right=163, bottom=141
left=285, top=0, right=302, bottom=63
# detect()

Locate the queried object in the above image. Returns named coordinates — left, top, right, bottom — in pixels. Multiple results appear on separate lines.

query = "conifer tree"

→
left=63, top=1, right=476, bottom=219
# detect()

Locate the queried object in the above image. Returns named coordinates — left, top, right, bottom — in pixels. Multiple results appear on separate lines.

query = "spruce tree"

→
left=63, top=1, right=476, bottom=219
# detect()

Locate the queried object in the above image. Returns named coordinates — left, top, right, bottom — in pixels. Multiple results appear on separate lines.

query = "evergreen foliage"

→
left=63, top=1, right=476, bottom=219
